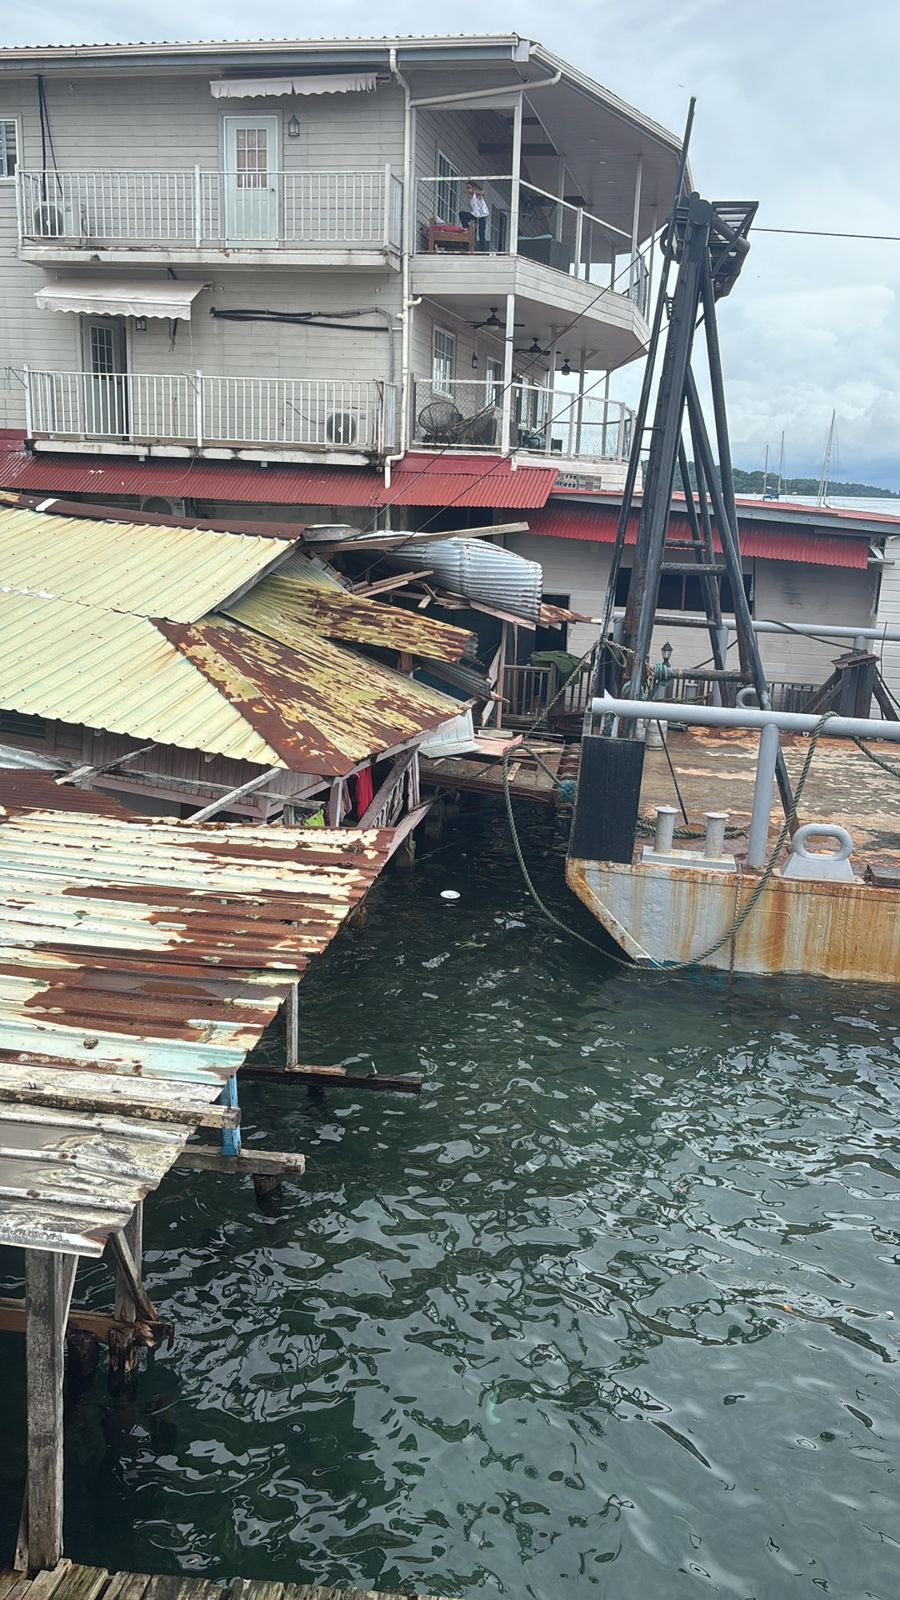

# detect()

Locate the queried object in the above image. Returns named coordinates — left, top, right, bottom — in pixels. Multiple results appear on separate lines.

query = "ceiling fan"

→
left=469, top=306, right=524, bottom=331
left=514, top=335, right=550, bottom=356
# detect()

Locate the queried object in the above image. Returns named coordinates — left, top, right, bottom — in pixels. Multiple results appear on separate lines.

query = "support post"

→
left=500, top=293, right=516, bottom=455
left=574, top=357, right=586, bottom=457
left=24, top=1249, right=77, bottom=1570
left=630, top=154, right=643, bottom=291
left=496, top=620, right=508, bottom=732
left=285, top=983, right=299, bottom=1070
left=194, top=370, right=203, bottom=450
left=23, top=364, right=33, bottom=439
left=747, top=722, right=781, bottom=868
left=218, top=1074, right=241, bottom=1157
left=114, top=1202, right=143, bottom=1323
left=509, top=91, right=523, bottom=254
left=193, top=164, right=203, bottom=248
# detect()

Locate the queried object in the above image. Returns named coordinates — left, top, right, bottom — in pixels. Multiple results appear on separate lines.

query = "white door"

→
left=82, top=318, right=128, bottom=438
left=223, top=116, right=279, bottom=244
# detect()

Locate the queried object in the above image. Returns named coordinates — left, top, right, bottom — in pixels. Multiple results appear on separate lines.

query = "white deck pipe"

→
left=592, top=695, right=900, bottom=741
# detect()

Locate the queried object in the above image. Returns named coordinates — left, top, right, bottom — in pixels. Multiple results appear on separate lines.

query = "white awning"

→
left=34, top=278, right=207, bottom=321
left=210, top=72, right=377, bottom=99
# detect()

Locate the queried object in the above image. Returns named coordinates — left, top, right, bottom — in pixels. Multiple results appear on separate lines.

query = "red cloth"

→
left=355, top=766, right=374, bottom=818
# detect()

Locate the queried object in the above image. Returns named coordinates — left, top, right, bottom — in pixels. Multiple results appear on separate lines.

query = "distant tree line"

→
left=675, top=462, right=899, bottom=499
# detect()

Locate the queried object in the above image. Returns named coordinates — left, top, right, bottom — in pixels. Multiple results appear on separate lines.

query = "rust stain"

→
left=155, top=615, right=460, bottom=775
left=226, top=571, right=474, bottom=663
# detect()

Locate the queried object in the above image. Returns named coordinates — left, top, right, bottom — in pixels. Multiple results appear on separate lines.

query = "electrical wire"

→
left=756, top=227, right=900, bottom=242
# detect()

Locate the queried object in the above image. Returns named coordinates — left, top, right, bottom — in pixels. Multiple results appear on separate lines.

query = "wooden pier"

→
left=0, top=1563, right=453, bottom=1600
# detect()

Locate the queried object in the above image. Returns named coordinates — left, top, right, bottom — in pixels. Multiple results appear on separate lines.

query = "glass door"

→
left=223, top=115, right=279, bottom=244
left=81, top=318, right=128, bottom=439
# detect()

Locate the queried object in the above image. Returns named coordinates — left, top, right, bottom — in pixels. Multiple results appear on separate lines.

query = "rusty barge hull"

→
left=567, top=857, right=900, bottom=983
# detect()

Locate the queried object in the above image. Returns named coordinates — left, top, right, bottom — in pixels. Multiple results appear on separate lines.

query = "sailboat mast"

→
left=817, top=411, right=836, bottom=505
left=777, top=429, right=785, bottom=495
left=762, top=442, right=769, bottom=496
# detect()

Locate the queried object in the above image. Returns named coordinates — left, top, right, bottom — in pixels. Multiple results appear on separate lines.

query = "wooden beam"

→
left=0, top=1080, right=239, bottom=1131
left=359, top=748, right=417, bottom=826
left=353, top=570, right=432, bottom=596
left=0, top=1297, right=170, bottom=1346
left=114, top=1204, right=143, bottom=1325
left=240, top=1063, right=422, bottom=1093
left=284, top=983, right=299, bottom=1070
left=106, top=1230, right=158, bottom=1325
left=25, top=1249, right=78, bottom=1570
left=188, top=767, right=278, bottom=823
left=174, top=1147, right=307, bottom=1176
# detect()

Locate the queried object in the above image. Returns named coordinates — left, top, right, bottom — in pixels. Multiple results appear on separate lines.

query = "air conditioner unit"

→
left=139, top=497, right=186, bottom=517
left=325, top=410, right=358, bottom=446
left=31, top=201, right=79, bottom=241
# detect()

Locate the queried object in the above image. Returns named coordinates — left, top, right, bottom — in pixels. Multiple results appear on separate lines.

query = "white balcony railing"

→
left=24, top=369, right=400, bottom=454
left=413, top=376, right=634, bottom=461
left=17, top=168, right=404, bottom=251
left=414, top=174, right=651, bottom=311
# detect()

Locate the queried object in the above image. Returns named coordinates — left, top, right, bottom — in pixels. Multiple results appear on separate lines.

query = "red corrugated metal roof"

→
left=0, top=452, right=384, bottom=507
left=385, top=453, right=557, bottom=508
left=0, top=449, right=558, bottom=511
left=526, top=502, right=869, bottom=568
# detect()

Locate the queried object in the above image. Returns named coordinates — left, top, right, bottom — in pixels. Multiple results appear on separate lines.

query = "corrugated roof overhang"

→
left=0, top=451, right=559, bottom=510
left=526, top=502, right=870, bottom=569
left=35, top=278, right=207, bottom=321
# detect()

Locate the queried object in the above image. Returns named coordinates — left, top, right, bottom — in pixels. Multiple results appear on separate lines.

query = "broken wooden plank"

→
left=0, top=1296, right=170, bottom=1347
left=240, top=1064, right=422, bottom=1094
left=0, top=1075, right=237, bottom=1131
left=174, top=1147, right=306, bottom=1177
left=36, top=1567, right=108, bottom=1600
left=114, top=1204, right=143, bottom=1325
left=105, top=1231, right=158, bottom=1325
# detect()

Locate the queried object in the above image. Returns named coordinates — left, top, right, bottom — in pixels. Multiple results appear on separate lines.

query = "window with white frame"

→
left=435, top=150, right=459, bottom=225
left=485, top=357, right=503, bottom=407
left=432, top=326, right=457, bottom=395
left=0, top=120, right=18, bottom=179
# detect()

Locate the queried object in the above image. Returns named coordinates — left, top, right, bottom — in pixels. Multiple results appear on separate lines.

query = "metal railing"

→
left=668, top=673, right=823, bottom=713
left=414, top=174, right=648, bottom=296
left=412, top=375, right=634, bottom=459
left=17, top=167, right=403, bottom=250
left=24, top=368, right=400, bottom=453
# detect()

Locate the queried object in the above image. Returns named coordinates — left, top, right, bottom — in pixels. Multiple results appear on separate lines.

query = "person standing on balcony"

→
left=459, top=181, right=489, bottom=251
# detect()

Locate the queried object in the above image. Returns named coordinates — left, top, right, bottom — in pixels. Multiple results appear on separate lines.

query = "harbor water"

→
left=0, top=804, right=897, bottom=1598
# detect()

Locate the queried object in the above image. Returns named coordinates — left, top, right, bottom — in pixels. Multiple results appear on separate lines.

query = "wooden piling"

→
left=24, top=1249, right=78, bottom=1570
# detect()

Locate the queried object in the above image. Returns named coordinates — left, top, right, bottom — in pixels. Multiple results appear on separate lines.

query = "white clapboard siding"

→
left=875, top=536, right=900, bottom=705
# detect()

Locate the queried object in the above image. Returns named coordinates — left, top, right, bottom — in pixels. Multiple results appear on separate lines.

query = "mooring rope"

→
left=502, top=711, right=839, bottom=975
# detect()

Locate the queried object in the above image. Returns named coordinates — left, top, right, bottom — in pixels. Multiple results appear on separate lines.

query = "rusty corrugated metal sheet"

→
left=159, top=614, right=462, bottom=775
left=0, top=502, right=293, bottom=620
left=0, top=768, right=133, bottom=816
left=226, top=566, right=473, bottom=663
left=0, top=809, right=390, bottom=1255
left=388, top=538, right=543, bottom=622
left=527, top=501, right=870, bottom=569
left=0, top=589, right=461, bottom=775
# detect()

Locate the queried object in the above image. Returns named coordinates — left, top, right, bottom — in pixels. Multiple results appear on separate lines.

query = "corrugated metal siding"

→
left=0, top=808, right=389, bottom=1255
left=387, top=454, right=558, bottom=509
left=0, top=503, right=292, bottom=620
left=389, top=537, right=543, bottom=622
left=527, top=501, right=870, bottom=568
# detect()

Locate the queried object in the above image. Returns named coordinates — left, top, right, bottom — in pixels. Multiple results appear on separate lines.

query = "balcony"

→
left=412, top=376, right=633, bottom=471
left=412, top=175, right=651, bottom=364
left=23, top=369, right=399, bottom=462
left=16, top=168, right=404, bottom=267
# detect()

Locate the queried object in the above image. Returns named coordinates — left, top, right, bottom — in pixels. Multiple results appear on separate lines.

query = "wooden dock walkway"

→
left=0, top=1563, right=453, bottom=1600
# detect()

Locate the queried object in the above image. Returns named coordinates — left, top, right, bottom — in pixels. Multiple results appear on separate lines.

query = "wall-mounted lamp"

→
left=134, top=317, right=147, bottom=332
left=660, top=640, right=674, bottom=666
left=471, top=351, right=479, bottom=370
left=287, top=114, right=301, bottom=138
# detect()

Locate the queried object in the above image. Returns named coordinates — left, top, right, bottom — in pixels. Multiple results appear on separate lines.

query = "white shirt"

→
left=469, top=193, right=489, bottom=218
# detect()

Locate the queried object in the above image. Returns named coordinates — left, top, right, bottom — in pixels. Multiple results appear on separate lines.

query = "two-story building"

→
left=0, top=33, right=681, bottom=519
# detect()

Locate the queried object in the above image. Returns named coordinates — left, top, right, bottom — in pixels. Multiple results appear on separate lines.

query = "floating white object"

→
left=440, top=890, right=461, bottom=900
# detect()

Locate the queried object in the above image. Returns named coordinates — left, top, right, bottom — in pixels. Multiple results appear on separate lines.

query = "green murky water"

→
left=1, top=805, right=898, bottom=1598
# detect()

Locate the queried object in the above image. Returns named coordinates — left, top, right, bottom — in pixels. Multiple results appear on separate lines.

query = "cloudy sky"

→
left=5, top=0, right=899, bottom=485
